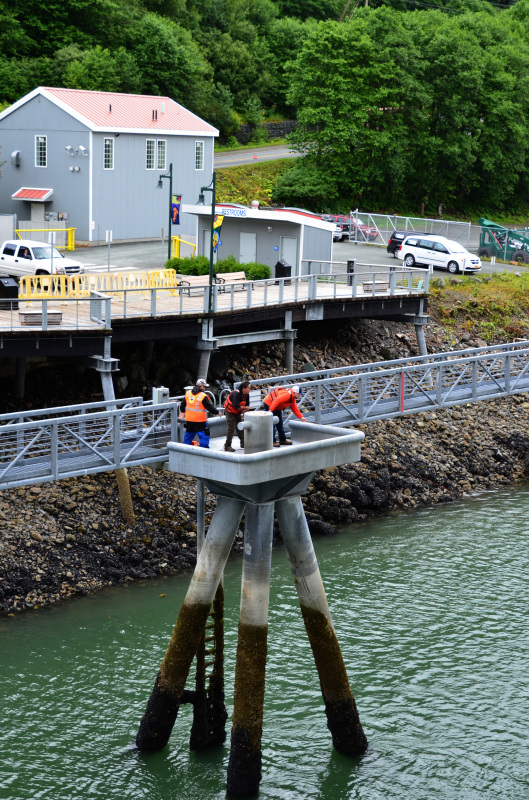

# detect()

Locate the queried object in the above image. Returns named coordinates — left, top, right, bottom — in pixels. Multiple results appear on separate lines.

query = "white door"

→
left=239, top=232, right=256, bottom=263
left=280, top=236, right=297, bottom=271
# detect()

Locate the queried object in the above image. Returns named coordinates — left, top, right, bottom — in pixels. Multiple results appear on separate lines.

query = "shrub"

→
left=166, top=254, right=271, bottom=280
left=241, top=262, right=271, bottom=280
left=216, top=255, right=240, bottom=274
left=165, top=255, right=209, bottom=275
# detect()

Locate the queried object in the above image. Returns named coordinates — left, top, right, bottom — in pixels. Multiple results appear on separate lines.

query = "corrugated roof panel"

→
left=43, top=88, right=217, bottom=134
left=12, top=187, right=53, bottom=201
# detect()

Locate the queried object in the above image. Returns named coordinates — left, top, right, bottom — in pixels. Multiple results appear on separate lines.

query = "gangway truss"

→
left=1, top=340, right=529, bottom=490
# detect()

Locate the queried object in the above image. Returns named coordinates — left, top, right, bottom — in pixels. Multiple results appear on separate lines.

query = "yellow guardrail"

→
left=15, top=228, right=76, bottom=250
left=171, top=236, right=196, bottom=258
left=18, top=269, right=183, bottom=299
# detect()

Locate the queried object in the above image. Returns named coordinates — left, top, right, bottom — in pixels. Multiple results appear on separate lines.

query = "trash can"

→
left=274, top=259, right=292, bottom=286
left=0, top=275, right=19, bottom=310
left=346, top=259, right=356, bottom=286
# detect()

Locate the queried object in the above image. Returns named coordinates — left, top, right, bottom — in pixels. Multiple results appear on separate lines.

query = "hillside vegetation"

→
left=1, top=0, right=528, bottom=216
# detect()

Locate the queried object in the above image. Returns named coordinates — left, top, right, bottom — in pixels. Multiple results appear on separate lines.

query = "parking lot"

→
left=69, top=236, right=526, bottom=278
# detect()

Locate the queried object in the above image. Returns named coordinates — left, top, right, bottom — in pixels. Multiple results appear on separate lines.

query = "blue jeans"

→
left=263, top=403, right=287, bottom=442
left=184, top=429, right=210, bottom=448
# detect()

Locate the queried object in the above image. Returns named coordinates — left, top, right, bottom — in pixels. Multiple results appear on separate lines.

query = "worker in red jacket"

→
left=262, top=384, right=307, bottom=446
left=223, top=380, right=253, bottom=452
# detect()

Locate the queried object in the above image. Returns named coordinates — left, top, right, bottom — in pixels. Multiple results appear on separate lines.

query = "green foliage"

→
left=283, top=6, right=529, bottom=214
left=217, top=159, right=292, bottom=205
left=430, top=272, right=529, bottom=341
left=165, top=253, right=271, bottom=279
left=239, top=262, right=272, bottom=279
left=165, top=255, right=210, bottom=274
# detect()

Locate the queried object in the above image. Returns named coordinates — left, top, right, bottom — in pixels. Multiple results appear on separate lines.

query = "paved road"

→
left=214, top=144, right=300, bottom=168
left=71, top=237, right=526, bottom=279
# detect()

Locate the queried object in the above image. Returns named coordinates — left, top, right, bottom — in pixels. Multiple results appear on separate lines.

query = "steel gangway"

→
left=2, top=340, right=529, bottom=491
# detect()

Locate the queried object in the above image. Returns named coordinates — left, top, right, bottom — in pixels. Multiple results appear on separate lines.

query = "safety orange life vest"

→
left=185, top=389, right=208, bottom=422
left=224, top=391, right=247, bottom=415
left=263, top=386, right=293, bottom=412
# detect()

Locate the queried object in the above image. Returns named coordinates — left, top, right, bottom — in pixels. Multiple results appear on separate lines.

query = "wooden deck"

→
left=0, top=276, right=426, bottom=334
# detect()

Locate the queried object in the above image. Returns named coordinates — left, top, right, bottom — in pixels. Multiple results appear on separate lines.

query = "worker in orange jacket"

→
left=262, top=384, right=307, bottom=446
left=179, top=378, right=220, bottom=447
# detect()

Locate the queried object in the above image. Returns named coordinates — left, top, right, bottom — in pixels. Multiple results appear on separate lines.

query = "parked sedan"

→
left=396, top=235, right=481, bottom=274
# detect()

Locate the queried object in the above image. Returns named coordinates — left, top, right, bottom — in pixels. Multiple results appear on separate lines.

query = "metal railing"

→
left=0, top=294, right=112, bottom=331
left=15, top=227, right=76, bottom=250
left=2, top=341, right=529, bottom=490
left=171, top=236, right=197, bottom=259
left=248, top=341, right=529, bottom=427
left=4, top=268, right=428, bottom=331
left=0, top=401, right=178, bottom=490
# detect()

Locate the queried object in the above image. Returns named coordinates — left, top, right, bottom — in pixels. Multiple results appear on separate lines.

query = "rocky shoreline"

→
left=2, top=316, right=529, bottom=617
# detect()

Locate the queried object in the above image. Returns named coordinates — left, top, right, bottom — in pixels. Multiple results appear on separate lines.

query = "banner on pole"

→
left=171, top=195, right=181, bottom=225
left=212, top=214, right=224, bottom=251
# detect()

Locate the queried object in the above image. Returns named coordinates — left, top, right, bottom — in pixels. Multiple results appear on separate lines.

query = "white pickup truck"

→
left=0, top=239, right=84, bottom=277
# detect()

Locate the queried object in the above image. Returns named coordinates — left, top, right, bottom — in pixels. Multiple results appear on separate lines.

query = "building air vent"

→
left=11, top=150, right=21, bottom=167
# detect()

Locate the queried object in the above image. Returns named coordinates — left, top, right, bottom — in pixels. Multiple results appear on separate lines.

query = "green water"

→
left=2, top=487, right=529, bottom=800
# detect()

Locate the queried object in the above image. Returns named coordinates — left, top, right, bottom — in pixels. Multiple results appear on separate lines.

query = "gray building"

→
left=0, top=87, right=218, bottom=244
left=183, top=202, right=335, bottom=276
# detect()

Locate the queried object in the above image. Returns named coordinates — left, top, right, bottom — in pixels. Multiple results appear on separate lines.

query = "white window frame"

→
left=103, top=137, right=114, bottom=170
left=146, top=139, right=155, bottom=170
left=195, top=140, right=204, bottom=171
left=35, top=135, right=47, bottom=168
left=157, top=139, right=166, bottom=171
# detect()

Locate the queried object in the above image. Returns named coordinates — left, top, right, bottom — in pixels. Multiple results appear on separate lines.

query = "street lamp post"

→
left=157, top=162, right=173, bottom=262
left=198, top=170, right=216, bottom=314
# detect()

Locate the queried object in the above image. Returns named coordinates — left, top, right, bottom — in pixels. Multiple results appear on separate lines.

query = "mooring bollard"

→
left=137, top=411, right=367, bottom=795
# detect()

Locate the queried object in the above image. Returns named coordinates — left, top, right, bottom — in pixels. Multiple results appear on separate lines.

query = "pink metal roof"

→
left=12, top=187, right=53, bottom=201
left=43, top=88, right=217, bottom=134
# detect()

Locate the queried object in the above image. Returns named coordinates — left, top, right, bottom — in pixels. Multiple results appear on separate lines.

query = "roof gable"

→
left=0, top=87, right=218, bottom=137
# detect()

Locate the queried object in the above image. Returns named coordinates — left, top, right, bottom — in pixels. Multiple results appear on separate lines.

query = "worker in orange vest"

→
left=179, top=378, right=220, bottom=448
left=262, top=384, right=307, bottom=446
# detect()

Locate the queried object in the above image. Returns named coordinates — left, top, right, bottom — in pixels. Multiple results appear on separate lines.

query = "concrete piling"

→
left=275, top=496, right=368, bottom=756
left=136, top=496, right=245, bottom=751
left=227, top=501, right=275, bottom=797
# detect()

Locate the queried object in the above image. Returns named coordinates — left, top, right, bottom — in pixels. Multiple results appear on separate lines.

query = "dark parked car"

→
left=387, top=230, right=412, bottom=257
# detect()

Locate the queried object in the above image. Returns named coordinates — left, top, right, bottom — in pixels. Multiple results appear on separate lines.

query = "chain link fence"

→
left=348, top=211, right=481, bottom=250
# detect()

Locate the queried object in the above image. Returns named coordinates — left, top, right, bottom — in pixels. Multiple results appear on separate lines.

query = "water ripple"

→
left=1, top=486, right=529, bottom=798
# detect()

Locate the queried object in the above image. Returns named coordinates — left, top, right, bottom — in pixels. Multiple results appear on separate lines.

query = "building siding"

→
left=0, top=93, right=215, bottom=244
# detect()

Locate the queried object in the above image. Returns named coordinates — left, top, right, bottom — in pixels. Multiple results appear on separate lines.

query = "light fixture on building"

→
left=78, top=145, right=88, bottom=156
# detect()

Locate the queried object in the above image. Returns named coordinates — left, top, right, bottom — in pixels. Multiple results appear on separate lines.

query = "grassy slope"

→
left=216, top=160, right=529, bottom=226
left=429, top=273, right=529, bottom=344
left=216, top=159, right=292, bottom=206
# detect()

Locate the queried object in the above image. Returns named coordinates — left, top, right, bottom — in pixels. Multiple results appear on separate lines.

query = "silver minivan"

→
left=396, top=235, right=481, bottom=274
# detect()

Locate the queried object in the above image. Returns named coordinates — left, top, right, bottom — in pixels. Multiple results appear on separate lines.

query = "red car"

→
left=322, top=215, right=378, bottom=241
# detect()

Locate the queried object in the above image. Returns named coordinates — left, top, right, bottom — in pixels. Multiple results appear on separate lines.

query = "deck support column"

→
left=227, top=501, right=275, bottom=797
left=275, top=496, right=368, bottom=756
left=414, top=323, right=428, bottom=357
left=136, top=496, right=245, bottom=751
left=284, top=311, right=296, bottom=374
left=15, top=356, right=26, bottom=399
